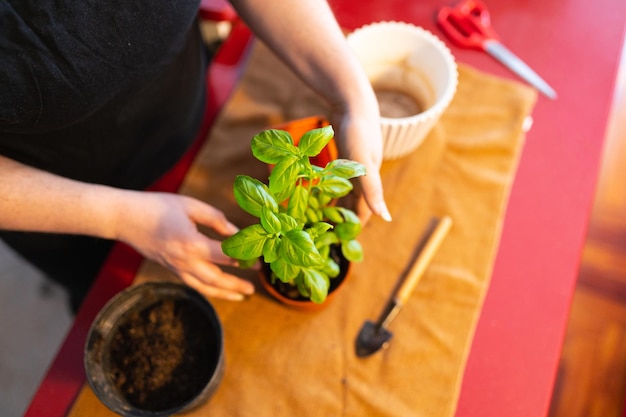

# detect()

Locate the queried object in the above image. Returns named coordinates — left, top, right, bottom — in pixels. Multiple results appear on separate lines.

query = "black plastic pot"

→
left=84, top=281, right=224, bottom=416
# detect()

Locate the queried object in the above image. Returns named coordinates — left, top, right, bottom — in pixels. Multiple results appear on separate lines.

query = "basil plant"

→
left=221, top=125, right=366, bottom=303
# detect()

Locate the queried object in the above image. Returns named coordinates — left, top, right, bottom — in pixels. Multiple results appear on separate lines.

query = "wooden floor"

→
left=548, top=42, right=626, bottom=417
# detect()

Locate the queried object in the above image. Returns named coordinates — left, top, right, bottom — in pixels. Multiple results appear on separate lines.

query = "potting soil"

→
left=108, top=298, right=217, bottom=412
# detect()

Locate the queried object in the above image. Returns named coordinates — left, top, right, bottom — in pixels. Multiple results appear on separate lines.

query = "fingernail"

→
left=377, top=202, right=392, bottom=222
left=227, top=221, right=240, bottom=234
left=244, top=284, right=255, bottom=295
left=229, top=293, right=246, bottom=301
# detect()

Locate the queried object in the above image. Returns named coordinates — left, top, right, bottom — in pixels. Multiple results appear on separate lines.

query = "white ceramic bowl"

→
left=347, top=21, right=458, bottom=160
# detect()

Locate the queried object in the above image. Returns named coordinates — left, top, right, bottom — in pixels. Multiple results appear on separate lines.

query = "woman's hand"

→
left=114, top=191, right=255, bottom=301
left=330, top=107, right=392, bottom=225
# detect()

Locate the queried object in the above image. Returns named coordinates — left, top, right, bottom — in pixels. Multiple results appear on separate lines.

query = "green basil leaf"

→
left=301, top=268, right=330, bottom=303
left=221, top=224, right=268, bottom=260
left=316, top=175, right=353, bottom=198
left=269, top=155, right=300, bottom=195
left=335, top=221, right=362, bottom=241
left=287, top=184, right=308, bottom=221
left=306, top=222, right=333, bottom=239
left=322, top=207, right=344, bottom=224
left=237, top=258, right=258, bottom=269
left=318, top=243, right=330, bottom=259
left=342, top=239, right=364, bottom=262
left=273, top=180, right=296, bottom=204
left=305, top=207, right=320, bottom=223
left=315, top=231, right=339, bottom=249
left=319, top=193, right=333, bottom=206
left=298, top=125, right=334, bottom=157
left=233, top=175, right=278, bottom=217
left=335, top=207, right=360, bottom=224
left=295, top=275, right=310, bottom=298
left=262, top=236, right=281, bottom=263
left=260, top=206, right=282, bottom=234
left=281, top=229, right=323, bottom=266
left=307, top=193, right=320, bottom=209
left=251, top=129, right=298, bottom=164
left=270, top=258, right=300, bottom=283
left=322, top=257, right=340, bottom=278
left=325, top=159, right=366, bottom=179
left=278, top=213, right=300, bottom=232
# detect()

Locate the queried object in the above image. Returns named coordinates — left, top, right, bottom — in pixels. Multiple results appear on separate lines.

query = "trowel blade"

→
left=355, top=320, right=393, bottom=357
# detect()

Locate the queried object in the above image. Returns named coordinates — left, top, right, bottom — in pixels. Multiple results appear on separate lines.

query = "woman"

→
left=0, top=0, right=390, bottom=311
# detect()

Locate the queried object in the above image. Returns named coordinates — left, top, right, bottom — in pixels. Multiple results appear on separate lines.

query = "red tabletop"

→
left=25, top=1, right=626, bottom=416
left=326, top=0, right=625, bottom=416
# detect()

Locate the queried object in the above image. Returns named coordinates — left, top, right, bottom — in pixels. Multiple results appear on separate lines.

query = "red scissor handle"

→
left=437, top=0, right=499, bottom=51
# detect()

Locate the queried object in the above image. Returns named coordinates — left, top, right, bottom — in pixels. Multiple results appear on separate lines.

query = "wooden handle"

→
left=396, top=216, right=453, bottom=303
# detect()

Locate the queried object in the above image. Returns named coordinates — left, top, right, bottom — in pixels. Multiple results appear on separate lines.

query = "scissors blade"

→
left=484, top=40, right=557, bottom=99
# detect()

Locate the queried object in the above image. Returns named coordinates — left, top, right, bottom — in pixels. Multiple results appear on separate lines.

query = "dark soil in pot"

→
left=108, top=298, right=216, bottom=410
left=85, top=282, right=224, bottom=417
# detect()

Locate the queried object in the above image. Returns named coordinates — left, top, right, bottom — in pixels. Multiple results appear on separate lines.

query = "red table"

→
left=25, top=1, right=626, bottom=416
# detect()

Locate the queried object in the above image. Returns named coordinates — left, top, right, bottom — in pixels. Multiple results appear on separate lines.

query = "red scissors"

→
left=437, top=0, right=557, bottom=99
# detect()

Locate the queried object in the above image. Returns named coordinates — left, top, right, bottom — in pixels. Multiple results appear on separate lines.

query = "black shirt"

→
left=0, top=0, right=207, bottom=189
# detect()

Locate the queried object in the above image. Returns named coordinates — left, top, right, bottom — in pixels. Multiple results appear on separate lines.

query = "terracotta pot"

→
left=84, top=281, right=224, bottom=417
left=259, top=245, right=351, bottom=312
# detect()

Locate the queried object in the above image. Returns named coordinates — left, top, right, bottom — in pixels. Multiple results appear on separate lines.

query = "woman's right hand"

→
left=113, top=191, right=255, bottom=301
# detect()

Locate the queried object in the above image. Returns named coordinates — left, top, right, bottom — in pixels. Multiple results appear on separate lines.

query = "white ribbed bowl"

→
left=348, top=21, right=458, bottom=160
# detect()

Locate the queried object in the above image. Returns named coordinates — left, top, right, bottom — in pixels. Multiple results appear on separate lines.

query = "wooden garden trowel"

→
left=355, top=216, right=453, bottom=358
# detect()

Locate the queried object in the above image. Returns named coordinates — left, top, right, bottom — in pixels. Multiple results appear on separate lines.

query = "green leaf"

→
left=270, top=258, right=300, bottom=283
left=269, top=155, right=300, bottom=195
left=281, top=229, right=323, bottom=266
left=287, top=184, right=308, bottom=221
left=233, top=175, right=278, bottom=218
left=238, top=258, right=259, bottom=269
left=315, top=231, right=339, bottom=249
left=325, top=159, right=366, bottom=179
left=335, top=221, right=362, bottom=241
left=278, top=213, right=300, bottom=231
left=319, top=193, right=333, bottom=206
left=301, top=268, right=330, bottom=303
left=221, top=224, right=268, bottom=260
left=298, top=125, right=334, bottom=157
left=342, top=239, right=364, bottom=262
left=305, top=207, right=320, bottom=223
left=260, top=206, right=282, bottom=234
left=262, top=236, right=281, bottom=263
left=295, top=276, right=310, bottom=298
left=323, top=207, right=344, bottom=224
left=318, top=243, right=330, bottom=259
left=316, top=175, right=353, bottom=198
left=251, top=129, right=298, bottom=164
left=322, top=257, right=340, bottom=278
left=306, top=222, right=333, bottom=239
left=335, top=207, right=360, bottom=224
left=307, top=193, right=320, bottom=209
left=273, top=180, right=296, bottom=204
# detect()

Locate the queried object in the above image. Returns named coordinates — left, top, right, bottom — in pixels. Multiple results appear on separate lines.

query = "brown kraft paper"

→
left=69, top=39, right=537, bottom=417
